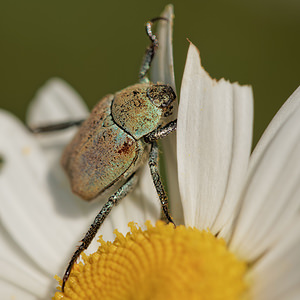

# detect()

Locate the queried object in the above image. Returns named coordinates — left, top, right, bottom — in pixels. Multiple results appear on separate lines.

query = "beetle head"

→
left=147, top=84, right=176, bottom=108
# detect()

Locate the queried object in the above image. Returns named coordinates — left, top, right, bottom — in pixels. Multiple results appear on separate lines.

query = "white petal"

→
left=151, top=4, right=183, bottom=224
left=0, top=110, right=100, bottom=275
left=27, top=78, right=88, bottom=126
left=151, top=4, right=176, bottom=89
left=230, top=86, right=300, bottom=260
left=213, top=83, right=253, bottom=239
left=0, top=280, right=39, bottom=300
left=177, top=42, right=253, bottom=233
left=0, top=260, right=50, bottom=298
left=281, top=288, right=300, bottom=300
left=26, top=78, right=89, bottom=163
left=246, top=219, right=300, bottom=300
left=0, top=111, right=59, bottom=274
left=0, top=223, right=51, bottom=297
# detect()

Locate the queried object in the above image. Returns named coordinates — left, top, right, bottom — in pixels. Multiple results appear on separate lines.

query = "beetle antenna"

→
left=139, top=17, right=168, bottom=83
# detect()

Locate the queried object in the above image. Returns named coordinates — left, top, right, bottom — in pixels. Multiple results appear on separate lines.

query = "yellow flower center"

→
left=53, top=221, right=247, bottom=300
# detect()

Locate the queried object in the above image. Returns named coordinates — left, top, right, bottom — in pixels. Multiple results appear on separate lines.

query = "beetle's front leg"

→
left=144, top=119, right=177, bottom=143
left=139, top=17, right=168, bottom=83
left=62, top=173, right=138, bottom=292
left=148, top=140, right=175, bottom=226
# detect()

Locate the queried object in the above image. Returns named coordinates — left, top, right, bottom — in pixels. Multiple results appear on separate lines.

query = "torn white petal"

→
left=178, top=42, right=252, bottom=233
left=230, top=88, right=300, bottom=260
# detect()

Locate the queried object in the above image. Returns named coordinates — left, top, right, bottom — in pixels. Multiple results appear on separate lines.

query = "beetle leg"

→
left=148, top=140, right=175, bottom=226
left=139, top=17, right=168, bottom=83
left=62, top=173, right=138, bottom=292
left=28, top=119, right=85, bottom=133
left=144, top=119, right=177, bottom=143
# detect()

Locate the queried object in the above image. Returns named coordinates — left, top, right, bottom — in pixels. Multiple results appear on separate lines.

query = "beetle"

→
left=30, top=17, right=177, bottom=291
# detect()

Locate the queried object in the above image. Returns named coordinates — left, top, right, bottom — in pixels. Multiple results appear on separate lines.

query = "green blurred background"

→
left=1, top=0, right=299, bottom=146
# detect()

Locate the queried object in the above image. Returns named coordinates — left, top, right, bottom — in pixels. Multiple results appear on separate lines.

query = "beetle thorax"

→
left=111, top=83, right=176, bottom=140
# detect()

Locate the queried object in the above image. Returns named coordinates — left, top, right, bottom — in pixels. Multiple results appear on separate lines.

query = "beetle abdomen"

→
left=61, top=95, right=139, bottom=200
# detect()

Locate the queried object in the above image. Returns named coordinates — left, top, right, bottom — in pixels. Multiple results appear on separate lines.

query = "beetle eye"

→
left=147, top=85, right=176, bottom=107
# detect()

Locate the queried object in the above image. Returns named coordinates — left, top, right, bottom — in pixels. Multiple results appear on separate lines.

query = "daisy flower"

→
left=0, top=4, right=299, bottom=300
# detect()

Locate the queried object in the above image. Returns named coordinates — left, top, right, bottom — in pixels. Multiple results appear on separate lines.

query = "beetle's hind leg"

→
left=148, top=140, right=175, bottom=226
left=62, top=173, right=138, bottom=292
left=139, top=17, right=168, bottom=83
left=28, top=119, right=85, bottom=133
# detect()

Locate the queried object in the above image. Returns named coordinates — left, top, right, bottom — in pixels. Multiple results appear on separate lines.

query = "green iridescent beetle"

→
left=61, top=82, right=176, bottom=202
left=30, top=17, right=177, bottom=291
